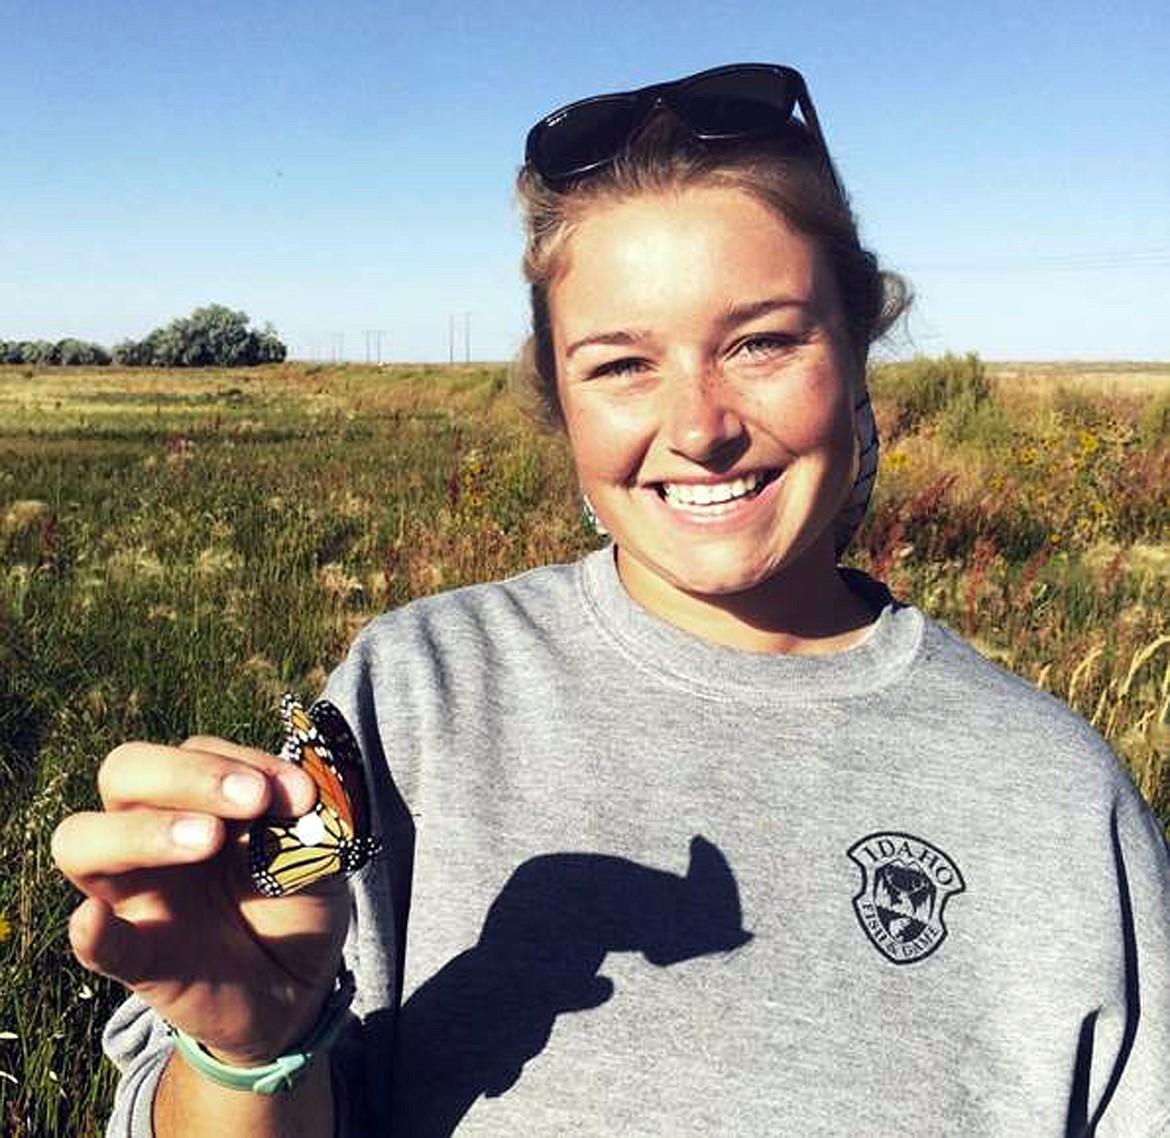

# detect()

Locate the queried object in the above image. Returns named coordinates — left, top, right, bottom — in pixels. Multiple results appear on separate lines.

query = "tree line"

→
left=1, top=305, right=287, bottom=367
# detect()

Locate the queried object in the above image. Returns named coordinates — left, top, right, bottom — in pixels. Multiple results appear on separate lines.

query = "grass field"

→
left=1, top=357, right=1168, bottom=1135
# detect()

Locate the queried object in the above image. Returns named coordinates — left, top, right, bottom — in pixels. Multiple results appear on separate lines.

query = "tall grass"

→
left=1, top=358, right=1167, bottom=1134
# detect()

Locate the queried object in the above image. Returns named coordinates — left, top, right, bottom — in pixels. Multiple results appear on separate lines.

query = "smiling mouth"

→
left=657, top=470, right=780, bottom=507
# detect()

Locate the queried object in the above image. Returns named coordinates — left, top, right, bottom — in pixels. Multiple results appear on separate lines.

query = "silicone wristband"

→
left=170, top=971, right=355, bottom=1095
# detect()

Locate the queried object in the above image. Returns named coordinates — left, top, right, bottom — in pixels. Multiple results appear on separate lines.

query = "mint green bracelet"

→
left=170, top=971, right=355, bottom=1095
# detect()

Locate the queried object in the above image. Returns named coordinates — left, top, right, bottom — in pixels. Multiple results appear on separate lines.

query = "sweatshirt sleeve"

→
left=100, top=983, right=368, bottom=1136
left=1096, top=784, right=1170, bottom=1138
left=101, top=993, right=173, bottom=1137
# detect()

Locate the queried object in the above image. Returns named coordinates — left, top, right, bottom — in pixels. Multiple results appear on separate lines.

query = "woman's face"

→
left=550, top=186, right=861, bottom=619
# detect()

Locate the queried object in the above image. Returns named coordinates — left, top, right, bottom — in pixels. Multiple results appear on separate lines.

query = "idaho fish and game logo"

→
left=847, top=832, right=965, bottom=965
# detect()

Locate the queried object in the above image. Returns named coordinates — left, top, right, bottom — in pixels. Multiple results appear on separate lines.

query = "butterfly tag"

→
left=249, top=693, right=382, bottom=898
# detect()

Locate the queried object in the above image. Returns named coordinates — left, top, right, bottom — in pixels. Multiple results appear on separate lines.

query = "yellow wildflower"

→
left=0, top=912, right=11, bottom=944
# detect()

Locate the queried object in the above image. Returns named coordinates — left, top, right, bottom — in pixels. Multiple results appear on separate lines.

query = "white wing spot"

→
left=293, top=812, right=327, bottom=845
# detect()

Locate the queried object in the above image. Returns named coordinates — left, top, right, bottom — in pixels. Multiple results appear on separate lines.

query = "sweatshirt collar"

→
left=577, top=545, right=923, bottom=701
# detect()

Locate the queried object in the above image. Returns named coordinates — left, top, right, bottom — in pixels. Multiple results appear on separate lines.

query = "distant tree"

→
left=22, top=340, right=61, bottom=366
left=0, top=337, right=110, bottom=366
left=57, top=338, right=111, bottom=366
left=3, top=307, right=286, bottom=368
left=111, top=338, right=146, bottom=367
left=112, top=305, right=288, bottom=367
left=253, top=321, right=287, bottom=364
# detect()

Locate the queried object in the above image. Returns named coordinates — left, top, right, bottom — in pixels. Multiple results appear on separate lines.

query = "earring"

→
left=832, top=388, right=879, bottom=558
left=582, top=495, right=608, bottom=536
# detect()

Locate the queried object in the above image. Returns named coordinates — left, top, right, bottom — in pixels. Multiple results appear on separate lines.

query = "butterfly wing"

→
left=249, top=814, right=344, bottom=898
left=293, top=730, right=357, bottom=837
left=305, top=698, right=372, bottom=837
left=249, top=694, right=380, bottom=898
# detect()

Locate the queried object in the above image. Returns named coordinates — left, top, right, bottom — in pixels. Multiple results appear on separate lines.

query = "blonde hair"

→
left=513, top=116, right=909, bottom=430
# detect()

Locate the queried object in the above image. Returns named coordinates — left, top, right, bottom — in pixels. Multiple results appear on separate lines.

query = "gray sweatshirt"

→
left=104, top=548, right=1170, bottom=1136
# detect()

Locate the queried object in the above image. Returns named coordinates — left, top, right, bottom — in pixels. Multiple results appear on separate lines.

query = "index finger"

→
left=181, top=736, right=318, bottom=815
left=98, top=741, right=316, bottom=817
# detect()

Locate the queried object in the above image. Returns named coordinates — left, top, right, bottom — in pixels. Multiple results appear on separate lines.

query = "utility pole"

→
left=362, top=330, right=387, bottom=363
left=449, top=312, right=471, bottom=364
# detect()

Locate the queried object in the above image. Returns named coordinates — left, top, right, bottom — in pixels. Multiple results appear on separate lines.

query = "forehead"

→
left=550, top=186, right=831, bottom=327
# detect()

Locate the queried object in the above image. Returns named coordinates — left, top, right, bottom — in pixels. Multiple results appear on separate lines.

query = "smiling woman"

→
left=63, top=64, right=1170, bottom=1138
left=549, top=187, right=871, bottom=650
left=516, top=102, right=904, bottom=649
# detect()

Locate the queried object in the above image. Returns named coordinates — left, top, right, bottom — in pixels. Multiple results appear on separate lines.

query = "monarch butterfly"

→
left=249, top=693, right=382, bottom=898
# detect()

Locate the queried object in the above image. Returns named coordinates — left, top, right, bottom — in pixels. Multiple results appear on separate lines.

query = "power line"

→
left=902, top=246, right=1170, bottom=273
left=363, top=329, right=387, bottom=364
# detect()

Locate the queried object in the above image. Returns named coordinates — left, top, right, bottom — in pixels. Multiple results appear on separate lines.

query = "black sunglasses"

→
left=525, top=63, right=841, bottom=193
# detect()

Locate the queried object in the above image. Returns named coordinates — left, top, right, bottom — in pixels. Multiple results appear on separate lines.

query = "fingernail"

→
left=171, top=816, right=215, bottom=849
left=221, top=772, right=264, bottom=808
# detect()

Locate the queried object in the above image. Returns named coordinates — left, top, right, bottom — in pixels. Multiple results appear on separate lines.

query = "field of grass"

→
left=1, top=357, right=1168, bottom=1135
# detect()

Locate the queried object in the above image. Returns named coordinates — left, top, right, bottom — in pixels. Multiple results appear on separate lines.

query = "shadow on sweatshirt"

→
left=372, top=834, right=752, bottom=1136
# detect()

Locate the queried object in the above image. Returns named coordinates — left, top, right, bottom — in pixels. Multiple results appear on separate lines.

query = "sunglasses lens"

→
left=530, top=95, right=644, bottom=180
left=674, top=68, right=796, bottom=137
left=527, top=67, right=814, bottom=184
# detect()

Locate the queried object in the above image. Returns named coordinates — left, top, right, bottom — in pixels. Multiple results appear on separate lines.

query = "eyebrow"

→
left=564, top=327, right=652, bottom=359
left=564, top=296, right=811, bottom=360
left=721, top=296, right=811, bottom=325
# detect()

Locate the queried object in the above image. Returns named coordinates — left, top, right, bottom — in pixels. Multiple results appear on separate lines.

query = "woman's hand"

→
left=52, top=736, right=351, bottom=1065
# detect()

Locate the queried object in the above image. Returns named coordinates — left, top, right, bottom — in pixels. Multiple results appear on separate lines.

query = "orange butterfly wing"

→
left=249, top=694, right=380, bottom=898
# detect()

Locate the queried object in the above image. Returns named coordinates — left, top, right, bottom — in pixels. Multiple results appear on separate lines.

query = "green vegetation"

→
left=112, top=304, right=286, bottom=367
left=1, top=304, right=286, bottom=368
left=869, top=351, right=992, bottom=436
left=1140, top=389, right=1170, bottom=446
left=1, top=357, right=1167, bottom=1135
left=0, top=339, right=111, bottom=367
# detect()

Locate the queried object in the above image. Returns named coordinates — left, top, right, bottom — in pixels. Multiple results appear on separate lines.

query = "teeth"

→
left=662, top=473, right=765, bottom=506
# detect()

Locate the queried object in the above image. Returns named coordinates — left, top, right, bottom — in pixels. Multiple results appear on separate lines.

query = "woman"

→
left=55, top=64, right=1169, bottom=1137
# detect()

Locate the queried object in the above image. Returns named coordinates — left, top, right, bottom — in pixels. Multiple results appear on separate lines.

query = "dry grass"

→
left=0, top=357, right=1167, bottom=1135
left=989, top=360, right=1170, bottom=407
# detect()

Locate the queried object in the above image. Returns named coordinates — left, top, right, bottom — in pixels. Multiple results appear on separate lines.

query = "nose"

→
left=663, top=365, right=747, bottom=466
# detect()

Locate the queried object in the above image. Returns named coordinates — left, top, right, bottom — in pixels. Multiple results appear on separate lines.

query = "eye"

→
left=735, top=333, right=799, bottom=360
left=590, top=356, right=649, bottom=380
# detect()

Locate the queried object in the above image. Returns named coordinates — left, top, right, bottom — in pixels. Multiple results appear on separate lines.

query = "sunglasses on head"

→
left=524, top=63, right=840, bottom=193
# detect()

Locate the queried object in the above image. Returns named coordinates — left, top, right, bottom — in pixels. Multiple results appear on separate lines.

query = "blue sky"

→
left=3, top=0, right=1168, bottom=362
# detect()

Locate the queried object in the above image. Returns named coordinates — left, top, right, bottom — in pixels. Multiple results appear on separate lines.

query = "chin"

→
left=673, top=563, right=775, bottom=598
left=643, top=548, right=792, bottom=600
left=620, top=524, right=838, bottom=602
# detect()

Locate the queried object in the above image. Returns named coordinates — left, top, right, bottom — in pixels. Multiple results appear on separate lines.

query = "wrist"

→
left=170, top=971, right=355, bottom=1095
left=204, top=994, right=333, bottom=1068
